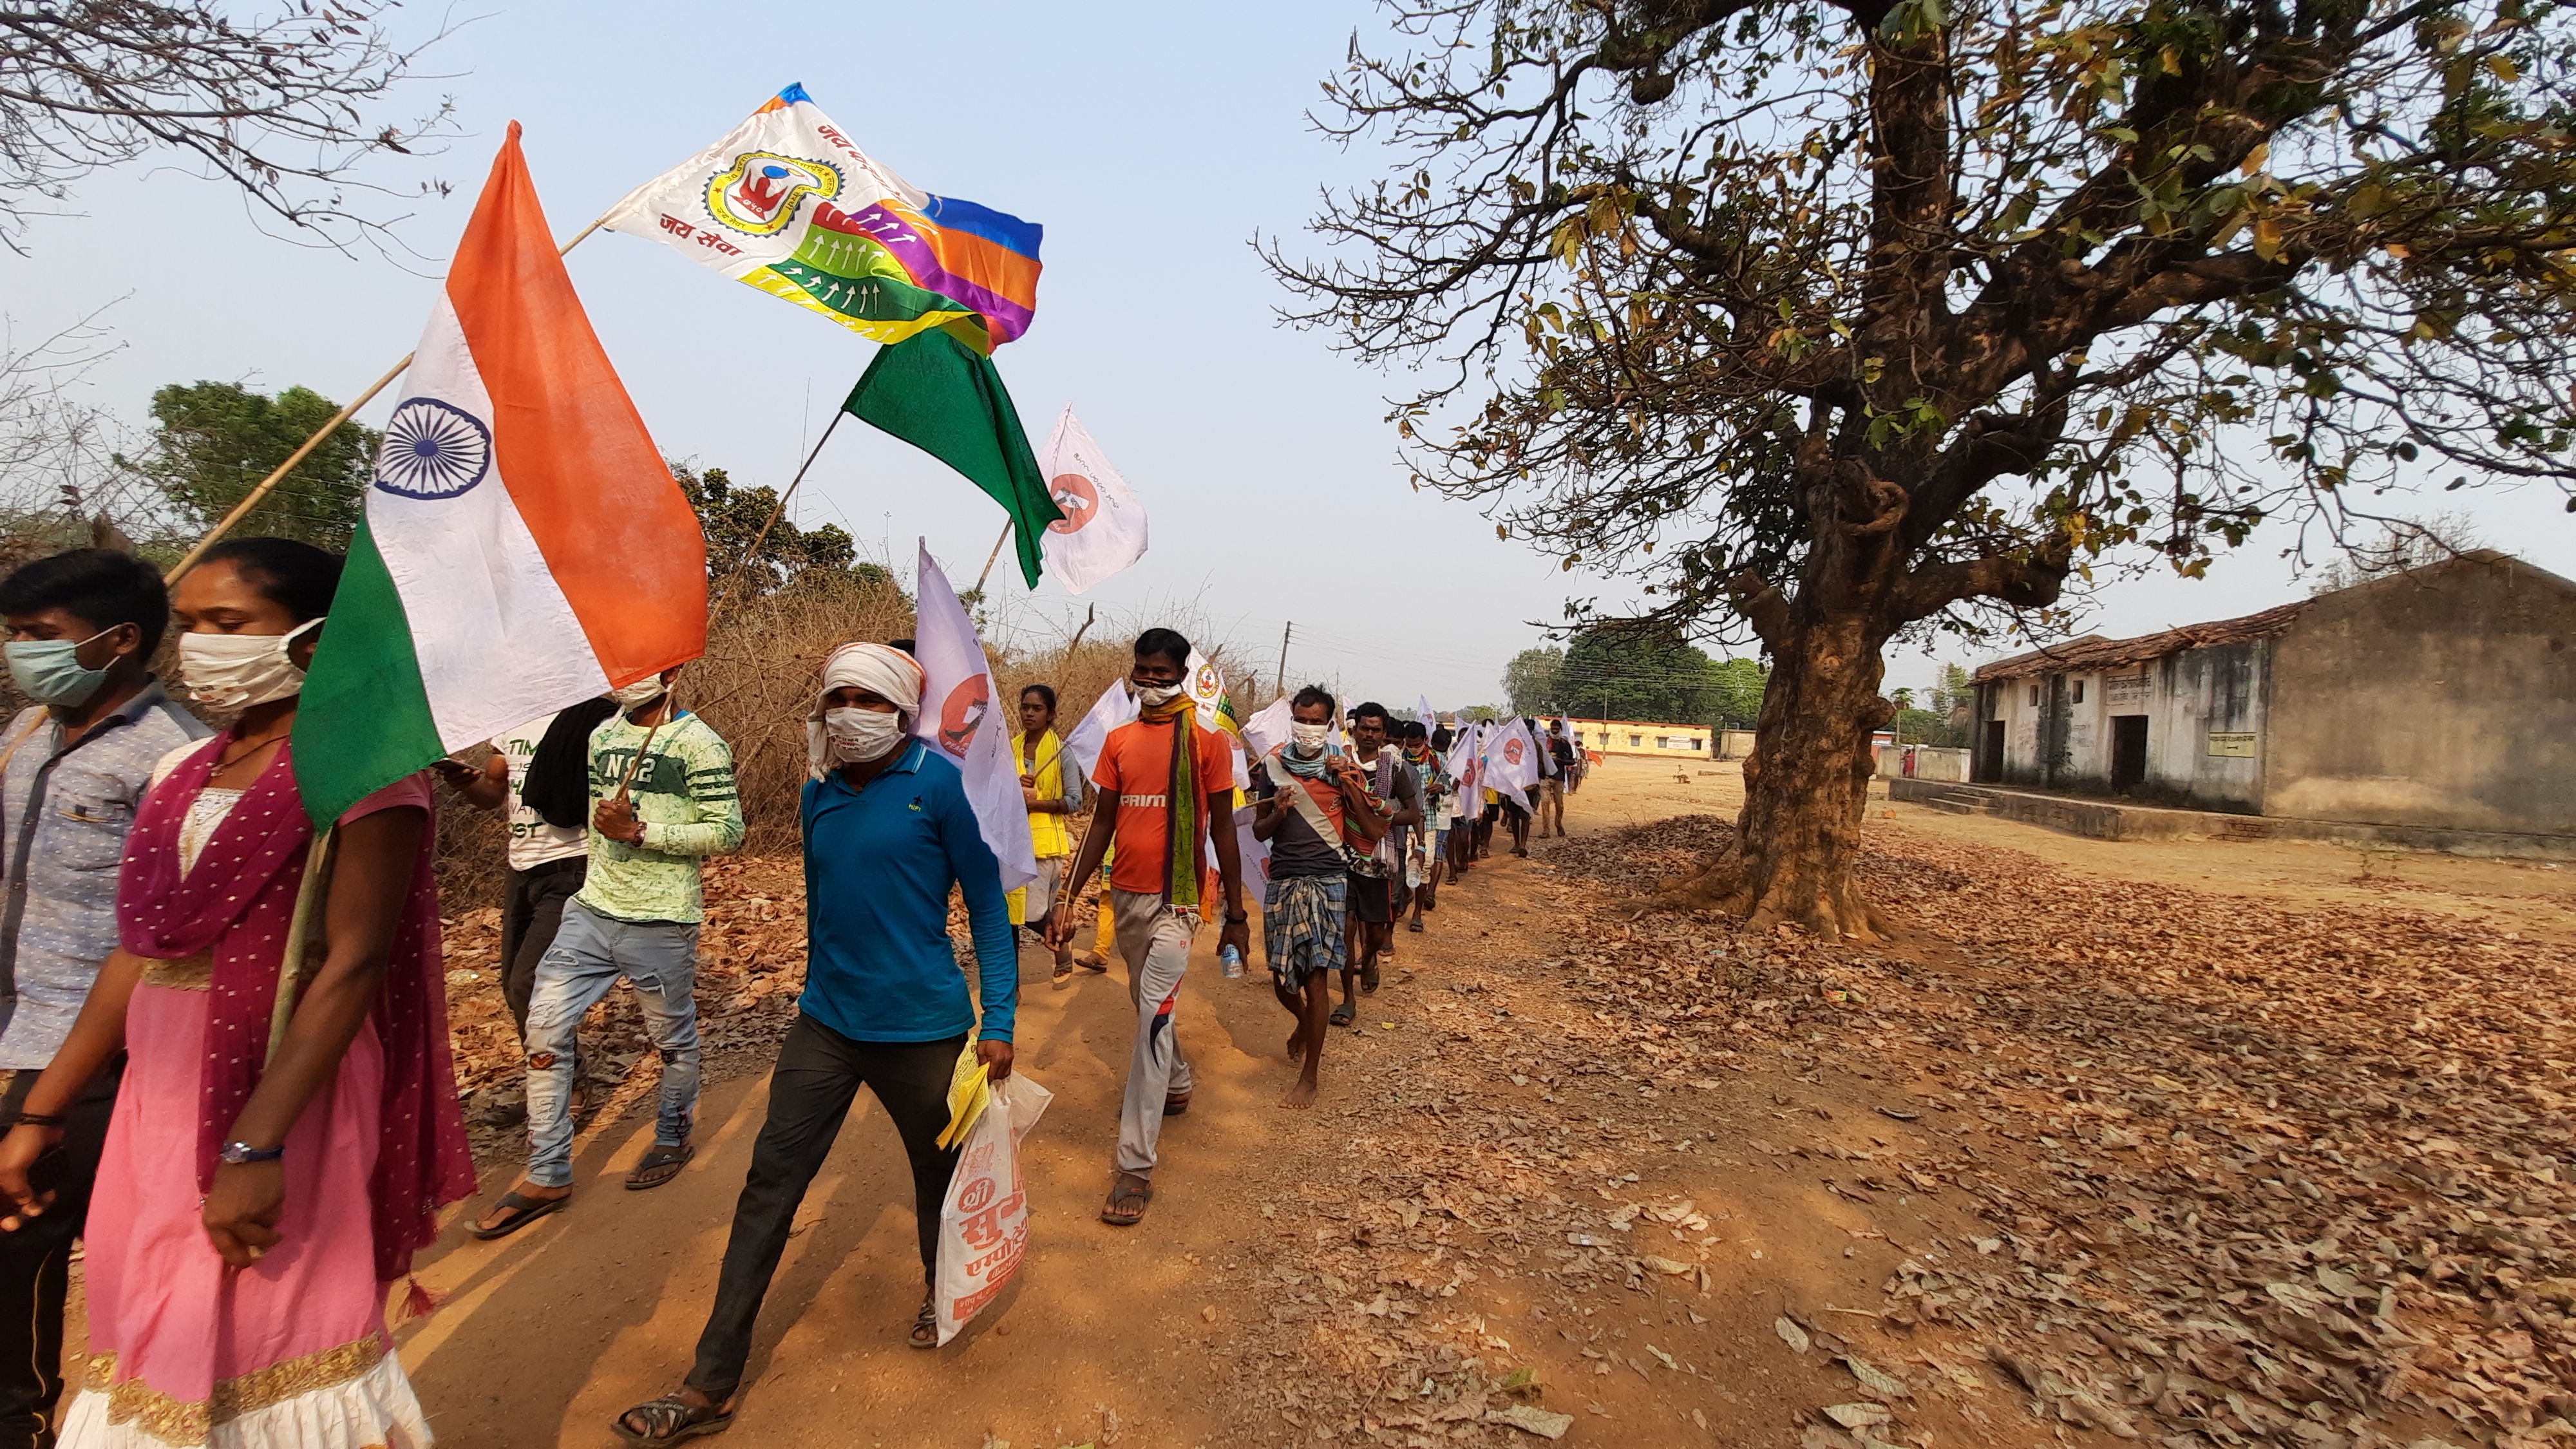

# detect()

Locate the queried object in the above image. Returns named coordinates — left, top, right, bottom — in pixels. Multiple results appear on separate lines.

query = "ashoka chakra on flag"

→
left=375, top=397, right=493, bottom=499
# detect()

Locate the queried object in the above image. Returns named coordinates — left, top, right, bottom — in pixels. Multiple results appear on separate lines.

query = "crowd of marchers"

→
left=0, top=540, right=1587, bottom=1448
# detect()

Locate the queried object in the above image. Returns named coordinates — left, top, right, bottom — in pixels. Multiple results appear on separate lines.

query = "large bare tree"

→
left=0, top=0, right=452, bottom=251
left=1271, top=0, right=2576, bottom=937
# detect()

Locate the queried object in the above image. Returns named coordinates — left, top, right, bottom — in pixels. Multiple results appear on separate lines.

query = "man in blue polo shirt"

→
left=616, top=641, right=1017, bottom=1444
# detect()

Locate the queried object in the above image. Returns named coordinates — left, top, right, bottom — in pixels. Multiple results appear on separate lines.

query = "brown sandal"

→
left=1101, top=1170, right=1153, bottom=1226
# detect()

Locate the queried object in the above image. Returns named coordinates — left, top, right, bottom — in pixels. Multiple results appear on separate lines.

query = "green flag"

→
left=844, top=330, right=1062, bottom=588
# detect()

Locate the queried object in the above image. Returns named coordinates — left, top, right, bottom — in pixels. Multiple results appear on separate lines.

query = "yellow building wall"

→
left=1567, top=718, right=1713, bottom=758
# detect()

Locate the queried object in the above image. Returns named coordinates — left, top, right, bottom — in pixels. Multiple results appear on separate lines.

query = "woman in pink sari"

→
left=0, top=538, right=475, bottom=1448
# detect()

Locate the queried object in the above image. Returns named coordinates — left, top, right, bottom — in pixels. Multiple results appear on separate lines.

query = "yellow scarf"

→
left=1141, top=695, right=1202, bottom=907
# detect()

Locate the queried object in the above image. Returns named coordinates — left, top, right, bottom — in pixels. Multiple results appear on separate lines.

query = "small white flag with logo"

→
left=1484, top=715, right=1541, bottom=795
left=1035, top=407, right=1148, bottom=595
left=911, top=540, right=1036, bottom=892
left=1063, top=677, right=1139, bottom=783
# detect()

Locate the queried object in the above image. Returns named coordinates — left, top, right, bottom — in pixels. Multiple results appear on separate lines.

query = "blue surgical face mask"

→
left=4, top=627, right=115, bottom=708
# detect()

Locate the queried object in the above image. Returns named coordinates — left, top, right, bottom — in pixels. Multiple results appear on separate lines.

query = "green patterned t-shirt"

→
left=574, top=711, right=744, bottom=924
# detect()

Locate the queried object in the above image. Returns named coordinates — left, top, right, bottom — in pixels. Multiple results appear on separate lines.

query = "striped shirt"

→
left=0, top=681, right=209, bottom=1067
left=575, top=710, right=743, bottom=925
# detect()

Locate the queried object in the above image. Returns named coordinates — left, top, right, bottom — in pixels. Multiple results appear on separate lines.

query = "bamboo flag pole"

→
left=971, top=516, right=1014, bottom=596
left=704, top=408, right=849, bottom=630
left=163, top=216, right=616, bottom=585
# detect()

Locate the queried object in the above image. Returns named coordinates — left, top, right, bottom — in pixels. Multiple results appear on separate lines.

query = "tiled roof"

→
left=1973, top=602, right=2311, bottom=683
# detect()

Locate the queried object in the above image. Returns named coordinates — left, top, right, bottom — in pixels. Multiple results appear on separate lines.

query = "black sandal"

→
left=1101, top=1170, right=1153, bottom=1226
left=910, top=1298, right=940, bottom=1349
left=1163, top=1090, right=1191, bottom=1116
left=468, top=1190, right=566, bottom=1240
left=1329, top=1001, right=1356, bottom=1028
left=612, top=1394, right=734, bottom=1444
left=1361, top=961, right=1381, bottom=994
left=626, top=1142, right=694, bottom=1191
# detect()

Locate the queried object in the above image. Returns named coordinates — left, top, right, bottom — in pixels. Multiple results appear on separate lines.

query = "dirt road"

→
left=69, top=757, right=2565, bottom=1447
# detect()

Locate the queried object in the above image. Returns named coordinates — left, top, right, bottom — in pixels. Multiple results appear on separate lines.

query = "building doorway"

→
left=1980, top=719, right=2005, bottom=782
left=2110, top=715, right=2149, bottom=793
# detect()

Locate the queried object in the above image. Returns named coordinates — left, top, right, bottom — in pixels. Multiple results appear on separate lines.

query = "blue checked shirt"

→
left=0, top=681, right=209, bottom=1068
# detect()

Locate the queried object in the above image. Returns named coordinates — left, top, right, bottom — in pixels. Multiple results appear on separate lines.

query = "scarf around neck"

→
left=1140, top=695, right=1201, bottom=907
left=118, top=733, right=476, bottom=1284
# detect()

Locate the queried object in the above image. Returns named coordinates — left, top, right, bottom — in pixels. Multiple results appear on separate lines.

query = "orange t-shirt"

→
left=1092, top=717, right=1241, bottom=896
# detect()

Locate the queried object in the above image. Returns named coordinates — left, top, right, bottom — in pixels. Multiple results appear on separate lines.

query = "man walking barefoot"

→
left=1046, top=630, right=1247, bottom=1227
left=1250, top=688, right=1383, bottom=1109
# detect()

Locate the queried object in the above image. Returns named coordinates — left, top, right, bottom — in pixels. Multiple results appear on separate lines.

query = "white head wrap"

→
left=806, top=641, right=927, bottom=777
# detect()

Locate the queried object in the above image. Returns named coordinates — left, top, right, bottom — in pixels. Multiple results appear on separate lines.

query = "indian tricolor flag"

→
left=296, top=124, right=706, bottom=824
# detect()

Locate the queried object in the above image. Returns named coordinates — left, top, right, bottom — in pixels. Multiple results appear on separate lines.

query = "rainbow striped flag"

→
left=603, top=84, right=1041, bottom=355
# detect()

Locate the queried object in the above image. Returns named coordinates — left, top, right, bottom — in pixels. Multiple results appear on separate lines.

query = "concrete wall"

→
left=1876, top=745, right=1971, bottom=781
left=2262, top=558, right=2576, bottom=835
left=1978, top=641, right=2269, bottom=812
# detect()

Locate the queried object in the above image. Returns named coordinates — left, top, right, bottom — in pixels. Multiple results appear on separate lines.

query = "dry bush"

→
left=680, top=570, right=920, bottom=855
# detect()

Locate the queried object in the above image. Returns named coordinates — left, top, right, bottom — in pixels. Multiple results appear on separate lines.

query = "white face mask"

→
left=180, top=619, right=320, bottom=710
left=609, top=677, right=668, bottom=709
left=1134, top=679, right=1185, bottom=708
left=825, top=706, right=906, bottom=763
left=1290, top=721, right=1330, bottom=750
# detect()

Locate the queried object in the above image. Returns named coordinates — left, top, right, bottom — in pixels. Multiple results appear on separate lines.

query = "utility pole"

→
left=1275, top=620, right=1293, bottom=699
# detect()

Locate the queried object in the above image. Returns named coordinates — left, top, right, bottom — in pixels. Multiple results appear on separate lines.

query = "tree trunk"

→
left=1653, top=590, right=1898, bottom=940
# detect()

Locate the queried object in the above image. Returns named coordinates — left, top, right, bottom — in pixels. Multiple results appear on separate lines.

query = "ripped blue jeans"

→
left=522, top=900, right=701, bottom=1188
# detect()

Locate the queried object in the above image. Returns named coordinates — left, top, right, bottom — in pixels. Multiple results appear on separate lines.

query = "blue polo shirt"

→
left=799, top=740, right=1018, bottom=1043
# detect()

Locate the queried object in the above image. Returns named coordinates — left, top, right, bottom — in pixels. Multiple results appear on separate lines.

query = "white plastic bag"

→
left=933, top=1072, right=1054, bottom=1345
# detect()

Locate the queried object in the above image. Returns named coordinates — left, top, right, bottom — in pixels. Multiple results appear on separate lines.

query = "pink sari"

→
left=64, top=737, right=475, bottom=1449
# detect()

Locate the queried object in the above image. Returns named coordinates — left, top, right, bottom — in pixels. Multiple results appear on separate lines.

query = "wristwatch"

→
left=219, top=1141, right=284, bottom=1165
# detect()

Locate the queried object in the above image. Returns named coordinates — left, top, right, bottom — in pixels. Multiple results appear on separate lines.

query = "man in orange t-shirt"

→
left=1048, top=629, right=1247, bottom=1227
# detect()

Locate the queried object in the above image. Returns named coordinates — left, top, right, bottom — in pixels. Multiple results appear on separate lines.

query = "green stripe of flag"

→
left=293, top=515, right=444, bottom=826
left=843, top=330, right=1063, bottom=589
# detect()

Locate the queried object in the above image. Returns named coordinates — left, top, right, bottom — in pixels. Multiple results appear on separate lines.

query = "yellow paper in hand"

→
left=938, top=1045, right=991, bottom=1150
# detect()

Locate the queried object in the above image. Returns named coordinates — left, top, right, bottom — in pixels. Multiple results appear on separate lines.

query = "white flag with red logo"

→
left=1034, top=406, right=1148, bottom=594
left=1484, top=715, right=1541, bottom=795
left=911, top=539, right=1036, bottom=892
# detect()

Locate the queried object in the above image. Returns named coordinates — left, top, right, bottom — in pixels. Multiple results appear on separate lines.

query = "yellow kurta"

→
left=1009, top=729, right=1070, bottom=926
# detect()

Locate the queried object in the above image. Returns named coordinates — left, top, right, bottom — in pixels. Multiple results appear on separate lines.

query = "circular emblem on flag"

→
left=1504, top=738, right=1526, bottom=765
left=374, top=398, right=491, bottom=500
left=937, top=676, right=990, bottom=759
left=1047, top=473, right=1099, bottom=535
left=705, top=151, right=843, bottom=236
left=1193, top=663, right=1220, bottom=701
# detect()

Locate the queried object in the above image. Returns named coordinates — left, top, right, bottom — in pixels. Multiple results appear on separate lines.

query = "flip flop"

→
left=1406, top=920, right=1425, bottom=933
left=1101, top=1170, right=1153, bottom=1226
left=468, top=1190, right=567, bottom=1241
left=1330, top=1001, right=1356, bottom=1028
left=625, top=1142, right=694, bottom=1191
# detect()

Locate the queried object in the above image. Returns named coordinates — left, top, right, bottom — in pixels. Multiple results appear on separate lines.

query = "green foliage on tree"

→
left=1553, top=626, right=1768, bottom=724
left=126, top=382, right=377, bottom=549
left=1502, top=645, right=1565, bottom=714
left=674, top=461, right=889, bottom=598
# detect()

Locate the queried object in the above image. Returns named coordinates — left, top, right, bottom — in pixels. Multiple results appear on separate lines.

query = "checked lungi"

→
left=1262, top=873, right=1349, bottom=990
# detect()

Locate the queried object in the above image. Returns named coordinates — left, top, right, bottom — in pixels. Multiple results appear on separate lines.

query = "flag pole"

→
left=163, top=215, right=616, bottom=585
left=970, top=517, right=1013, bottom=595
left=704, top=408, right=848, bottom=629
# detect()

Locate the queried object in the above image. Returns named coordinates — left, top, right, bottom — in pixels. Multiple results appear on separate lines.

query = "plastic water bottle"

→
left=1219, top=943, right=1245, bottom=980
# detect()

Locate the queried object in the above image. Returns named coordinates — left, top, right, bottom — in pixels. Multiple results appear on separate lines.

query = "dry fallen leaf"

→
left=1776, top=1316, right=1812, bottom=1354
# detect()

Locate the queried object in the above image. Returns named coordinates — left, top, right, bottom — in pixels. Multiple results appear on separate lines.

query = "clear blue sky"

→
left=4, top=0, right=2567, bottom=712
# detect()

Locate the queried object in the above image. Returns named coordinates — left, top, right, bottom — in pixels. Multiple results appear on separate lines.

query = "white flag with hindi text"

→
left=1036, top=407, right=1149, bottom=594
left=911, top=540, right=1036, bottom=892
